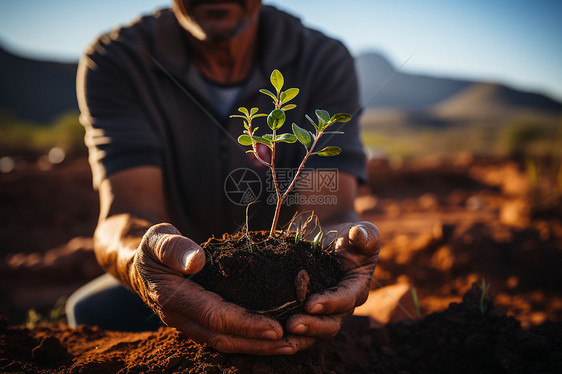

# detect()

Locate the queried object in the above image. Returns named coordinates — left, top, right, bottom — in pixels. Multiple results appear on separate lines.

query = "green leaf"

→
left=263, top=134, right=274, bottom=140
left=275, top=133, right=297, bottom=143
left=309, top=130, right=316, bottom=140
left=329, top=113, right=352, bottom=124
left=259, top=89, right=277, bottom=102
left=270, top=69, right=284, bottom=94
left=229, top=114, right=246, bottom=119
left=280, top=88, right=299, bottom=104
left=315, top=109, right=330, bottom=124
left=316, top=146, right=341, bottom=156
left=253, top=113, right=268, bottom=118
left=305, top=114, right=319, bottom=131
left=237, top=134, right=252, bottom=146
left=250, top=107, right=259, bottom=116
left=292, top=123, right=312, bottom=147
left=253, top=135, right=272, bottom=147
left=312, top=231, right=322, bottom=249
left=321, top=131, right=344, bottom=135
left=267, top=109, right=286, bottom=130
left=238, top=107, right=249, bottom=116
left=281, top=104, right=297, bottom=111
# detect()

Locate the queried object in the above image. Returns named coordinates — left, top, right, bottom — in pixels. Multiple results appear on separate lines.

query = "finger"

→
left=304, top=273, right=371, bottom=315
left=141, top=223, right=206, bottom=275
left=348, top=222, right=380, bottom=255
left=165, top=278, right=284, bottom=340
left=173, top=316, right=296, bottom=355
left=286, top=313, right=345, bottom=339
left=171, top=312, right=315, bottom=355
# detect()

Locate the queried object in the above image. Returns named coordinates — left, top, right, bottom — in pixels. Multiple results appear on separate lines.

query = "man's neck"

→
left=187, top=22, right=258, bottom=85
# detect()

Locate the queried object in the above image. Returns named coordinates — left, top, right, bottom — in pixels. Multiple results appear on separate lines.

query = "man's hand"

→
left=130, top=223, right=315, bottom=355
left=286, top=221, right=380, bottom=339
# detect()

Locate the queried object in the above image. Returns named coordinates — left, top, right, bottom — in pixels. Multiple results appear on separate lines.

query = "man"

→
left=68, top=0, right=380, bottom=356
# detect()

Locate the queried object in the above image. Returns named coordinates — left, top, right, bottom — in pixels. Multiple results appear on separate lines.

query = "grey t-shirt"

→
left=186, top=66, right=244, bottom=120
left=77, top=6, right=366, bottom=243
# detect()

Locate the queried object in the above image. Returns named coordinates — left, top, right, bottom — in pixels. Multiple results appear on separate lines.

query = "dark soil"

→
left=1, top=284, right=561, bottom=373
left=192, top=230, right=343, bottom=321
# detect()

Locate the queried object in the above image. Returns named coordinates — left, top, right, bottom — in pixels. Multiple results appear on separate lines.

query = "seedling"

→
left=294, top=225, right=301, bottom=244
left=480, top=277, right=490, bottom=314
left=312, top=231, right=323, bottom=249
left=411, top=286, right=422, bottom=319
left=232, top=69, right=351, bottom=237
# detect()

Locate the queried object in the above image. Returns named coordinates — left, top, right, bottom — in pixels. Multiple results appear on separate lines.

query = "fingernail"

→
left=358, top=226, right=369, bottom=241
left=181, top=249, right=197, bottom=270
left=262, top=330, right=279, bottom=340
left=275, top=346, right=295, bottom=355
left=309, top=304, right=324, bottom=314
left=292, top=324, right=307, bottom=334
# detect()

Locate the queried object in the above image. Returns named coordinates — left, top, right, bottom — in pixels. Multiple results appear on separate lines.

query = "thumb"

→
left=142, top=223, right=206, bottom=275
left=348, top=222, right=380, bottom=255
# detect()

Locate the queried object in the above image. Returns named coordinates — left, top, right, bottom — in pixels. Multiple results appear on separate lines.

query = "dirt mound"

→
left=1, top=284, right=560, bottom=373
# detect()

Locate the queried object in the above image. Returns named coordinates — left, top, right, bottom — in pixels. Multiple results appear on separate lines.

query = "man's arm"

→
left=286, top=171, right=380, bottom=339
left=94, top=166, right=314, bottom=355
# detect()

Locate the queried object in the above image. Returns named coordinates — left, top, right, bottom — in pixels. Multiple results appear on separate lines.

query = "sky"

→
left=0, top=0, right=561, bottom=101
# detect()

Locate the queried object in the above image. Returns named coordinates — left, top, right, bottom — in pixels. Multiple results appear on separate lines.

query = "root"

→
left=255, top=300, right=299, bottom=314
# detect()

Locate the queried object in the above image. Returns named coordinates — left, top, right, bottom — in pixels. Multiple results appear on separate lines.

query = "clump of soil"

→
left=1, top=284, right=561, bottom=373
left=191, top=230, right=343, bottom=321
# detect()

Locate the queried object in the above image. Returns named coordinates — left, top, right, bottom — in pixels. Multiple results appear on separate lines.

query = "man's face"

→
left=173, top=0, right=262, bottom=41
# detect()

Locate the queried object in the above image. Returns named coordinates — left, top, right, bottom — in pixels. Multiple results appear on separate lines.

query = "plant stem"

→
left=269, top=128, right=282, bottom=236
left=268, top=131, right=322, bottom=236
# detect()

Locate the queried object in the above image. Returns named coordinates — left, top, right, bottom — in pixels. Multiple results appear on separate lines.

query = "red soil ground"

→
left=1, top=155, right=561, bottom=372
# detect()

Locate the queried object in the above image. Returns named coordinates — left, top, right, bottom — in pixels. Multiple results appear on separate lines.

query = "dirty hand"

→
left=130, top=223, right=313, bottom=355
left=286, top=222, right=380, bottom=339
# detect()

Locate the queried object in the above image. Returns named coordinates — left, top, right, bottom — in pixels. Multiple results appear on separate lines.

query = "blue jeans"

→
left=66, top=273, right=163, bottom=331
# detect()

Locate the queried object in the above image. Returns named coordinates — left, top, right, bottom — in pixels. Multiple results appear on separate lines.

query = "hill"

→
left=0, top=46, right=77, bottom=124
left=0, top=45, right=560, bottom=132
left=432, top=82, right=562, bottom=120
left=355, top=52, right=473, bottom=109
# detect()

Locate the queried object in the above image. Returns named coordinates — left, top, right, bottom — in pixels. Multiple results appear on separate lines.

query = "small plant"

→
left=410, top=286, right=422, bottom=319
left=25, top=297, right=67, bottom=329
left=231, top=69, right=351, bottom=237
left=480, top=278, right=490, bottom=314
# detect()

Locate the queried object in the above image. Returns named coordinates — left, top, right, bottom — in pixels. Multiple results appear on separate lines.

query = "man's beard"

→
left=203, top=18, right=251, bottom=41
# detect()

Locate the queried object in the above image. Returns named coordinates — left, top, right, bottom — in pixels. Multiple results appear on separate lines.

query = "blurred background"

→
left=1, top=0, right=561, bottom=328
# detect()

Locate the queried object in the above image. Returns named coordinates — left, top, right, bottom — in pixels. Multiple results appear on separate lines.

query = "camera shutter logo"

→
left=224, top=168, right=262, bottom=206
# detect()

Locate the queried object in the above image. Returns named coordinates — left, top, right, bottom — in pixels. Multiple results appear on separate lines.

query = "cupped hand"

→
left=286, top=221, right=380, bottom=339
left=130, top=223, right=315, bottom=355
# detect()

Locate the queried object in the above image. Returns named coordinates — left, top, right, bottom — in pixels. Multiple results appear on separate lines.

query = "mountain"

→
left=355, top=52, right=473, bottom=109
left=0, top=46, right=560, bottom=125
left=0, top=46, right=78, bottom=124
left=432, top=82, right=562, bottom=120
left=354, top=52, right=562, bottom=114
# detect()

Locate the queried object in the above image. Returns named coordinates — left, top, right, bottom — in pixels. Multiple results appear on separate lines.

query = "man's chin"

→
left=199, top=19, right=250, bottom=41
